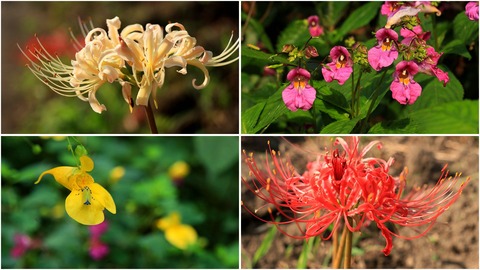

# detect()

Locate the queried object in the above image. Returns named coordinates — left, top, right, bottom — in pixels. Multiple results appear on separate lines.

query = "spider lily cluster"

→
left=19, top=17, right=239, bottom=113
left=242, top=137, right=469, bottom=256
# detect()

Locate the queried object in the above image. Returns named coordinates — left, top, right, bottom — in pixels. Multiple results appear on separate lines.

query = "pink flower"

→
left=466, top=2, right=479, bottom=21
left=89, top=220, right=109, bottom=238
left=322, top=46, right=353, bottom=85
left=368, top=28, right=399, bottom=71
left=242, top=137, right=470, bottom=256
left=383, top=1, right=441, bottom=28
left=282, top=68, right=316, bottom=111
left=390, top=61, right=422, bottom=105
left=417, top=46, right=449, bottom=86
left=89, top=237, right=109, bottom=260
left=307, top=16, right=324, bottom=37
left=400, top=25, right=430, bottom=46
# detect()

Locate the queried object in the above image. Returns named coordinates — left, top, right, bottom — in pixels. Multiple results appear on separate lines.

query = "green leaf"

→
left=369, top=100, right=478, bottom=134
left=320, top=117, right=361, bottom=134
left=241, top=45, right=291, bottom=65
left=410, top=68, right=464, bottom=110
left=335, top=2, right=382, bottom=42
left=453, top=11, right=479, bottom=45
left=316, top=1, right=349, bottom=28
left=297, top=238, right=316, bottom=269
left=242, top=86, right=290, bottom=133
left=194, top=136, right=238, bottom=177
left=276, top=20, right=310, bottom=52
left=442, top=39, right=472, bottom=59
left=253, top=224, right=277, bottom=265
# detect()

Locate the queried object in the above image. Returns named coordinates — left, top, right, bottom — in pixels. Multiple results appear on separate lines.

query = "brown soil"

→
left=241, top=136, right=479, bottom=269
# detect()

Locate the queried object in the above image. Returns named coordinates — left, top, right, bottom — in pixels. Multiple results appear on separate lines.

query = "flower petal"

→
left=165, top=224, right=198, bottom=250
left=80, top=155, right=94, bottom=172
left=36, top=166, right=77, bottom=190
left=65, top=189, right=105, bottom=225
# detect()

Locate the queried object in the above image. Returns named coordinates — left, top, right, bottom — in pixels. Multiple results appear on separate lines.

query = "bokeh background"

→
left=2, top=1, right=239, bottom=134
left=241, top=136, right=478, bottom=268
left=2, top=136, right=239, bottom=268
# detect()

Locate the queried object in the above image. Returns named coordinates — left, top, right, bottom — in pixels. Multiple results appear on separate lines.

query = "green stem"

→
left=350, top=66, right=355, bottom=118
left=343, top=224, right=353, bottom=269
left=360, top=69, right=388, bottom=133
left=354, top=71, right=363, bottom=117
left=143, top=100, right=158, bottom=134
left=430, top=14, right=438, bottom=50
left=312, top=100, right=318, bottom=133
left=333, top=224, right=348, bottom=268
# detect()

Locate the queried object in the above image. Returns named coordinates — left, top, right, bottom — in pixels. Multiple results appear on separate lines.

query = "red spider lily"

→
left=242, top=137, right=470, bottom=256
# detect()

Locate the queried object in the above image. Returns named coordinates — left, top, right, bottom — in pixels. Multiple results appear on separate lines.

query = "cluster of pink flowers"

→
left=465, top=2, right=479, bottom=21
left=242, top=137, right=469, bottom=256
left=88, top=221, right=110, bottom=260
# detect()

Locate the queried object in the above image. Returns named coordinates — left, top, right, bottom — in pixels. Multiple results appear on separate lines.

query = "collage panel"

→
left=241, top=136, right=478, bottom=268
left=241, top=2, right=478, bottom=134
left=1, top=136, right=239, bottom=268
left=2, top=1, right=239, bottom=134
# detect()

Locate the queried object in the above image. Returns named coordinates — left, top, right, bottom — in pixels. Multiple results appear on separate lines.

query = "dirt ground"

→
left=241, top=136, right=479, bottom=269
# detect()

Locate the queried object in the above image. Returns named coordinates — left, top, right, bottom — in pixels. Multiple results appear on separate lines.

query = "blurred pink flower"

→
left=242, top=137, right=470, bottom=256
left=282, top=68, right=316, bottom=111
left=390, top=61, right=422, bottom=105
left=89, top=220, right=109, bottom=238
left=465, top=2, right=479, bottom=21
left=368, top=28, right=399, bottom=71
left=11, top=234, right=32, bottom=259
left=89, top=237, right=109, bottom=260
left=307, top=15, right=324, bottom=37
left=383, top=1, right=441, bottom=28
left=322, top=46, right=353, bottom=85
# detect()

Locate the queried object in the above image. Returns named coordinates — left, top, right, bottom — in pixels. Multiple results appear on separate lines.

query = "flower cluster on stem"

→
left=242, top=137, right=470, bottom=260
left=19, top=17, right=239, bottom=113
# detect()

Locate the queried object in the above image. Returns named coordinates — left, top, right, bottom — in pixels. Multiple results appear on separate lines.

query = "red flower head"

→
left=242, top=137, right=470, bottom=256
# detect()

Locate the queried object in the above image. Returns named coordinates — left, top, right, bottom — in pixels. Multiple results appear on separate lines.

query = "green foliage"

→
left=1, top=137, right=239, bottom=268
left=241, top=2, right=479, bottom=134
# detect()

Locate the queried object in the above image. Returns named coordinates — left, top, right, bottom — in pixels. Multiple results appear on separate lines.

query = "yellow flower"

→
left=156, top=212, right=198, bottom=250
left=36, top=155, right=116, bottom=225
left=168, top=161, right=190, bottom=181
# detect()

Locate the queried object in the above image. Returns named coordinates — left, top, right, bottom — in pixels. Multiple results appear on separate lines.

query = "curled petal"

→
left=36, top=166, right=76, bottom=190
left=88, top=86, right=107, bottom=113
left=186, top=59, right=210, bottom=90
left=165, top=55, right=188, bottom=74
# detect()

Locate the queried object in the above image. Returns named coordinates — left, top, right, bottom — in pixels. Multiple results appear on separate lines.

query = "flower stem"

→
left=333, top=223, right=348, bottom=268
left=143, top=101, right=158, bottom=134
left=343, top=224, right=353, bottom=269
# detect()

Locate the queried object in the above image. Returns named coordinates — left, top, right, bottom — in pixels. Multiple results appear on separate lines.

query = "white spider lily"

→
left=19, top=17, right=239, bottom=113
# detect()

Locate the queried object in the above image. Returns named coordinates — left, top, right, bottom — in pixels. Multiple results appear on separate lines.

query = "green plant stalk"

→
left=143, top=100, right=158, bottom=134
left=343, top=224, right=353, bottom=269
left=333, top=224, right=348, bottom=268
left=297, top=238, right=315, bottom=268
left=354, top=71, right=363, bottom=117
left=430, top=14, right=438, bottom=50
left=350, top=65, right=355, bottom=118
left=312, top=100, right=318, bottom=133
left=360, top=69, right=388, bottom=133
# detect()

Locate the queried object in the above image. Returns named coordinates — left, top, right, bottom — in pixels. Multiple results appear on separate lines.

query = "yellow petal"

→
left=36, top=166, right=77, bottom=190
left=90, top=183, right=116, bottom=214
left=65, top=189, right=105, bottom=225
left=165, top=224, right=198, bottom=250
left=80, top=156, right=94, bottom=172
left=156, top=212, right=181, bottom=231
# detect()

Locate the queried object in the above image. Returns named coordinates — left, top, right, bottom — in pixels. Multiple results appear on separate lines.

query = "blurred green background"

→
left=1, top=2, right=239, bottom=134
left=1, top=136, right=239, bottom=268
